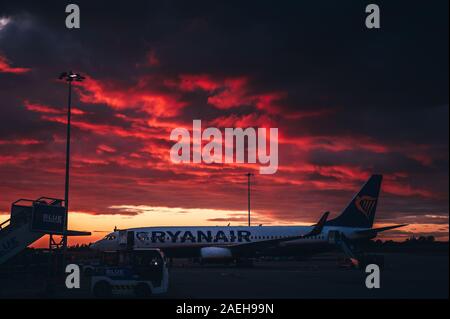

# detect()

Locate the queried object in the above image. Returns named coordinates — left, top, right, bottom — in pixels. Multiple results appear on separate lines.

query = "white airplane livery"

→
left=91, top=175, right=407, bottom=262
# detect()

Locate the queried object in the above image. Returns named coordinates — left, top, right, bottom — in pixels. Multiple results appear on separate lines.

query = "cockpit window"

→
left=104, top=234, right=117, bottom=240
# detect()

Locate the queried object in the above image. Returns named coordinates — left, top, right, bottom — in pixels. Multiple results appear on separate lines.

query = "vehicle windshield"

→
left=133, top=251, right=164, bottom=267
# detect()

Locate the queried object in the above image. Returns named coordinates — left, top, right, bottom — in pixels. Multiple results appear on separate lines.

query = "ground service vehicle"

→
left=91, top=249, right=169, bottom=298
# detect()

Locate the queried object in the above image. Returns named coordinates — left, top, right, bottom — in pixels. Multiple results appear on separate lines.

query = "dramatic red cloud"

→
left=96, top=144, right=117, bottom=154
left=24, top=100, right=85, bottom=115
left=209, top=113, right=276, bottom=128
left=0, top=71, right=446, bottom=244
left=75, top=76, right=186, bottom=117
left=175, top=74, right=221, bottom=92
left=206, top=78, right=286, bottom=114
left=383, top=181, right=437, bottom=198
left=0, top=139, right=41, bottom=145
left=282, top=135, right=389, bottom=153
left=169, top=74, right=286, bottom=114
left=0, top=54, right=30, bottom=74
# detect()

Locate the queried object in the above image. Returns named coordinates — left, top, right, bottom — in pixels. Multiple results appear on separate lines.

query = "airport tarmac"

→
left=166, top=253, right=448, bottom=299
left=0, top=252, right=448, bottom=299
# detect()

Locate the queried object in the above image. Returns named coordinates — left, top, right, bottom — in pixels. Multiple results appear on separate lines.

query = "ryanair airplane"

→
left=91, top=175, right=407, bottom=263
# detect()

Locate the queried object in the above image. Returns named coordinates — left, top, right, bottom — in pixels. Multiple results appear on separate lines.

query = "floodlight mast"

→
left=246, top=172, right=254, bottom=227
left=58, top=71, right=84, bottom=256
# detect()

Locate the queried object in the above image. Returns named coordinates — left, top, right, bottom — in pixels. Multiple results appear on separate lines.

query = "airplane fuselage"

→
left=92, top=225, right=371, bottom=257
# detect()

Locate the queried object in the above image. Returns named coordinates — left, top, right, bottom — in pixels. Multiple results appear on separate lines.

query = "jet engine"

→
left=200, top=247, right=233, bottom=260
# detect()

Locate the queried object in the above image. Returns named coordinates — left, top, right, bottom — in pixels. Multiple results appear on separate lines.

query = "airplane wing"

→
left=303, top=211, right=329, bottom=237
left=354, top=224, right=408, bottom=237
left=229, top=212, right=330, bottom=253
left=66, top=230, right=91, bottom=236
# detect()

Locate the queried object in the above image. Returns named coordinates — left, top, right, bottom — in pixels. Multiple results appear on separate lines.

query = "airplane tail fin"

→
left=326, top=174, right=382, bottom=228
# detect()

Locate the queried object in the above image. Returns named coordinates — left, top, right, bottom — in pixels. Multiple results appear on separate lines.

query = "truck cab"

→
left=90, top=248, right=169, bottom=298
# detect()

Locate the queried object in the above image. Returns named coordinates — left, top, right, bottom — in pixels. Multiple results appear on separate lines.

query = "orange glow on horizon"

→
left=1, top=207, right=446, bottom=249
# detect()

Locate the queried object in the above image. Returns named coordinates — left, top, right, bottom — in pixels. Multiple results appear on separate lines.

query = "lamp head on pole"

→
left=59, top=71, right=85, bottom=82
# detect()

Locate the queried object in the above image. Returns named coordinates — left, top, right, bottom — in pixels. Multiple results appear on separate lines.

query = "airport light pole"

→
left=58, top=71, right=85, bottom=254
left=246, top=173, right=254, bottom=227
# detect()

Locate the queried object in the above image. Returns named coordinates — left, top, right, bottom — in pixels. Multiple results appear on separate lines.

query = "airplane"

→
left=91, top=174, right=407, bottom=265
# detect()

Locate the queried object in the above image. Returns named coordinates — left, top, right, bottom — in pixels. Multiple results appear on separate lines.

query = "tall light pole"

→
left=246, top=173, right=254, bottom=227
left=58, top=71, right=85, bottom=254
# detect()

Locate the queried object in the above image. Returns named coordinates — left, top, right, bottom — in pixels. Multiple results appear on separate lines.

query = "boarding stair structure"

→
left=328, top=230, right=384, bottom=269
left=0, top=197, right=66, bottom=265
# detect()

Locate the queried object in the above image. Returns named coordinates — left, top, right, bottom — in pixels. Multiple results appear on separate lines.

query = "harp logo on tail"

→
left=355, top=196, right=377, bottom=219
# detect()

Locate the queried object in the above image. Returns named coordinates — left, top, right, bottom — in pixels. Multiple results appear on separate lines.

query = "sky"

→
left=0, top=0, right=448, bottom=246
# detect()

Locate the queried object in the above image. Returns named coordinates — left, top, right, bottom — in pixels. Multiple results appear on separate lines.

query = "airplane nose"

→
left=90, top=241, right=100, bottom=250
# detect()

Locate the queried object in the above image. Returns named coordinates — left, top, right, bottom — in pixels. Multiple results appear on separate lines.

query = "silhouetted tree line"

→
left=361, top=236, right=448, bottom=253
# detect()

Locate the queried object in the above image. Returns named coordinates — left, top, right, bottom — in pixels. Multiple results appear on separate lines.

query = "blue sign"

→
left=31, top=203, right=66, bottom=234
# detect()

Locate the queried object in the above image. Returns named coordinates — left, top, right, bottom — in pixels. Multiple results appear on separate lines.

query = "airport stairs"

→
left=334, top=234, right=366, bottom=267
left=0, top=198, right=61, bottom=265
